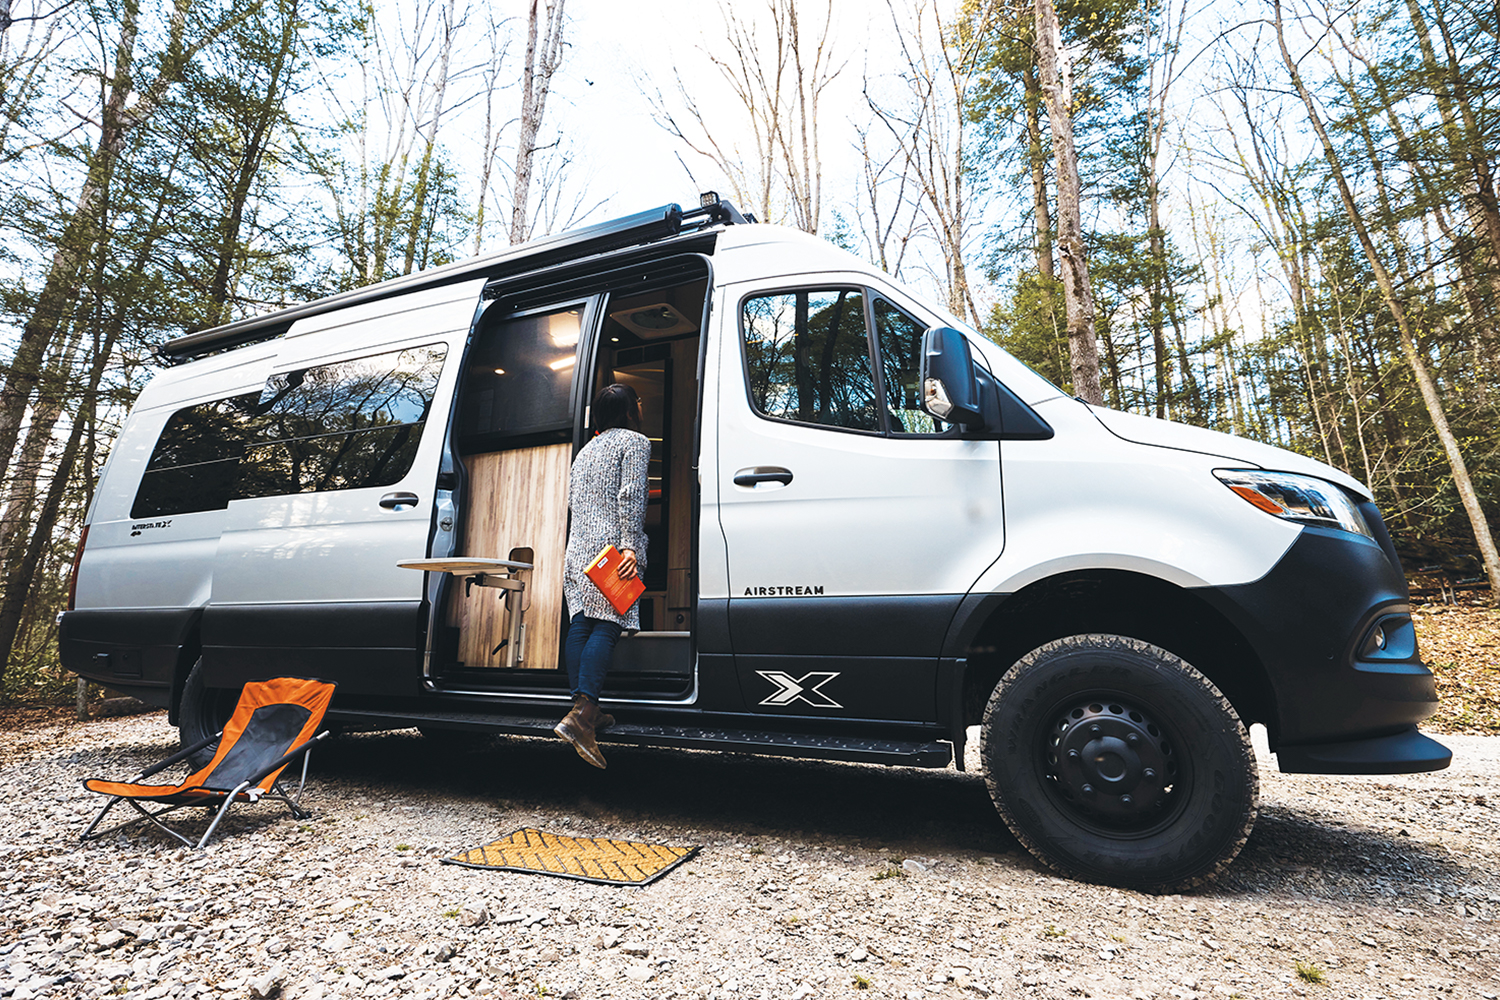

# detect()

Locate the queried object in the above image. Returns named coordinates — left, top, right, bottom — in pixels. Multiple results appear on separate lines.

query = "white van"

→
left=62, top=196, right=1449, bottom=890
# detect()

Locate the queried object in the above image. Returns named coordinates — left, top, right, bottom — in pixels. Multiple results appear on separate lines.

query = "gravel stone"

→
left=3, top=711, right=1498, bottom=999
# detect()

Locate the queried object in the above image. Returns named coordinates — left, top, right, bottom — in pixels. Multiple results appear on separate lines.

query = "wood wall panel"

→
left=450, top=443, right=570, bottom=669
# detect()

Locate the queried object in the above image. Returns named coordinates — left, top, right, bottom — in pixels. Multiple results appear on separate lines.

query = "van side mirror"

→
left=920, top=326, right=1054, bottom=440
left=920, top=327, right=983, bottom=427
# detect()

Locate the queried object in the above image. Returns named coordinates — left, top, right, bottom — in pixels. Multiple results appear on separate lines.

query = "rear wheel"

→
left=178, top=657, right=238, bottom=767
left=981, top=634, right=1258, bottom=893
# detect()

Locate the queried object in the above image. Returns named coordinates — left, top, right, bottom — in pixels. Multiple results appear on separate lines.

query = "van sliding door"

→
left=200, top=279, right=486, bottom=693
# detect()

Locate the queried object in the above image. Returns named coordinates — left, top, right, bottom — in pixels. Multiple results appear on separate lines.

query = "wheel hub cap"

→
left=1046, top=700, right=1178, bottom=827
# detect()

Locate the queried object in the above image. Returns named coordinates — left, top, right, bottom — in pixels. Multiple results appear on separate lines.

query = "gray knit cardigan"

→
left=562, top=427, right=652, bottom=627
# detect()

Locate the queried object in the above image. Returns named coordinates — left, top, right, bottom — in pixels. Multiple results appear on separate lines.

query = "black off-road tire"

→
left=177, top=657, right=240, bottom=768
left=981, top=634, right=1258, bottom=893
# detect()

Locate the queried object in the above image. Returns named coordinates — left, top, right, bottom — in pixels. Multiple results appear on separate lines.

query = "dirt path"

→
left=0, top=710, right=1496, bottom=1000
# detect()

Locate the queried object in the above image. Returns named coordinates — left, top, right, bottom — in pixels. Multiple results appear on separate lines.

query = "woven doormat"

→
left=442, top=827, right=700, bottom=886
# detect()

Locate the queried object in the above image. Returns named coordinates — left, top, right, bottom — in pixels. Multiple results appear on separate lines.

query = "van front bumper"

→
left=1199, top=519, right=1449, bottom=775
left=1276, top=725, right=1451, bottom=774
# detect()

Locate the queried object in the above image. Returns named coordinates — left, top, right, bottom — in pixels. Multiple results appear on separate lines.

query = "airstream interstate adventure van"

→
left=61, top=195, right=1450, bottom=891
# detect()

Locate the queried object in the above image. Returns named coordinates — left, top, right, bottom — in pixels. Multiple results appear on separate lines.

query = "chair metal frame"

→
left=81, top=690, right=332, bottom=849
left=81, top=731, right=329, bottom=849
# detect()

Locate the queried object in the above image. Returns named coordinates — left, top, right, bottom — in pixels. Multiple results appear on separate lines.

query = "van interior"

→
left=430, top=275, right=708, bottom=701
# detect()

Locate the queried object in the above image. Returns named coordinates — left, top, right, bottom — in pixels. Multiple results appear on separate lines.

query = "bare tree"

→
left=509, top=0, right=565, bottom=244
left=1035, top=0, right=1102, bottom=403
left=865, top=0, right=983, bottom=324
left=471, top=7, right=513, bottom=254
left=0, top=2, right=73, bottom=162
left=304, top=1, right=466, bottom=284
left=654, top=0, right=841, bottom=233
left=851, top=122, right=922, bottom=277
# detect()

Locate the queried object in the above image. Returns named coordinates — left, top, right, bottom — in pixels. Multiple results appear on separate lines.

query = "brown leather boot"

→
left=554, top=696, right=607, bottom=769
left=565, top=693, right=613, bottom=730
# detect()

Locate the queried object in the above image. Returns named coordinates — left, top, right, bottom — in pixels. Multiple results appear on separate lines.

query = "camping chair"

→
left=80, top=676, right=337, bottom=849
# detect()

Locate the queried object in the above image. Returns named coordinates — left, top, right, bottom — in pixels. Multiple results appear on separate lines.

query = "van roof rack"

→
left=156, top=194, right=750, bottom=365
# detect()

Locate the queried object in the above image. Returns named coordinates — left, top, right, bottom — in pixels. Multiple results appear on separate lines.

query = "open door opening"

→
left=433, top=274, right=706, bottom=702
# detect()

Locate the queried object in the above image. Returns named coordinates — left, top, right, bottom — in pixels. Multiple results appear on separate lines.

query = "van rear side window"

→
left=131, top=344, right=448, bottom=518
left=131, top=393, right=262, bottom=518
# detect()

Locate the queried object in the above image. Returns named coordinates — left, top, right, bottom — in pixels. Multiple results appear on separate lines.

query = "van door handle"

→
left=733, top=467, right=793, bottom=487
left=379, top=491, right=420, bottom=511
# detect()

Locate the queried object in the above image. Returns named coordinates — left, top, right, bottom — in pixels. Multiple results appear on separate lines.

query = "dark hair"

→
left=591, top=383, right=642, bottom=433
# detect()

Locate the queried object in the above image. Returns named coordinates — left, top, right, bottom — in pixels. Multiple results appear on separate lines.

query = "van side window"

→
left=130, top=393, right=262, bottom=518
left=742, top=289, right=880, bottom=432
left=873, top=298, right=945, bottom=435
left=460, top=305, right=581, bottom=450
left=235, top=344, right=448, bottom=499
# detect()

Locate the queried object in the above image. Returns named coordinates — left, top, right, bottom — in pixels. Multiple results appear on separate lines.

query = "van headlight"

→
left=1214, top=469, right=1374, bottom=538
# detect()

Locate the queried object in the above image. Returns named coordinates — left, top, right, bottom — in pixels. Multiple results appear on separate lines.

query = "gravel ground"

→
left=2, top=711, right=1498, bottom=1000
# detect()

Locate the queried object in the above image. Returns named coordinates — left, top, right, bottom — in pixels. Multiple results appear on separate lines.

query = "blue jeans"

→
left=565, top=613, right=622, bottom=700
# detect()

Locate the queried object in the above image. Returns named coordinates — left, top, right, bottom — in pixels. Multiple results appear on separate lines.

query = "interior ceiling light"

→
left=548, top=311, right=581, bottom=347
left=549, top=356, right=576, bottom=371
left=609, top=302, right=697, bottom=340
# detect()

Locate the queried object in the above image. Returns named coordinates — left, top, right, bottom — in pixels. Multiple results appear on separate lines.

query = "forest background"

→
left=0, top=0, right=1495, bottom=700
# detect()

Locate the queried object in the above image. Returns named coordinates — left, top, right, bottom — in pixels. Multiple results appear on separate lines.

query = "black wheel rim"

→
left=1039, top=694, right=1192, bottom=836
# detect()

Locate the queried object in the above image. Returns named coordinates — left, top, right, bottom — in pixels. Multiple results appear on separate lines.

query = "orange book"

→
left=585, top=545, right=645, bottom=615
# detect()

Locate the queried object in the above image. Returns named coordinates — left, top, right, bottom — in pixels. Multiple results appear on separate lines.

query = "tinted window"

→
left=130, top=344, right=447, bottom=517
left=742, top=289, right=879, bottom=431
left=873, top=298, right=945, bottom=434
left=237, top=345, right=447, bottom=499
left=460, top=305, right=581, bottom=449
left=131, top=393, right=261, bottom=518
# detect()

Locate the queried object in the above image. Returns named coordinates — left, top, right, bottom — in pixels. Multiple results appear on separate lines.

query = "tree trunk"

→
left=0, top=298, right=123, bottom=684
left=510, top=0, right=566, bottom=245
left=0, top=0, right=244, bottom=467
left=1021, top=57, right=1062, bottom=344
left=1274, top=0, right=1500, bottom=602
left=1148, top=195, right=1170, bottom=418
left=0, top=2, right=140, bottom=477
left=402, top=0, right=456, bottom=273
left=1035, top=0, right=1102, bottom=404
left=204, top=6, right=298, bottom=323
left=0, top=337, right=77, bottom=568
left=1023, top=61, right=1054, bottom=281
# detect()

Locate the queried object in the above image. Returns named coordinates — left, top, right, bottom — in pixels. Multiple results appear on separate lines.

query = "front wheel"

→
left=981, top=634, right=1258, bottom=893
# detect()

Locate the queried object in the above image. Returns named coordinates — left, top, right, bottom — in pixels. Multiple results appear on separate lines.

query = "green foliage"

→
left=1295, top=960, right=1326, bottom=985
left=983, top=272, right=1070, bottom=391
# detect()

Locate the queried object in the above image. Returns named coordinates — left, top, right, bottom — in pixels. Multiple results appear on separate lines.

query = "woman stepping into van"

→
left=555, top=383, right=651, bottom=768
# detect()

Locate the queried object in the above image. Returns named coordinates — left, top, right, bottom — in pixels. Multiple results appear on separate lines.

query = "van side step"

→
left=328, top=707, right=954, bottom=768
left=608, top=722, right=953, bottom=767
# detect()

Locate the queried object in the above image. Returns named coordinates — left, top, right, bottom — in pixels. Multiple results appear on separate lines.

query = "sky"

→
left=532, top=0, right=903, bottom=221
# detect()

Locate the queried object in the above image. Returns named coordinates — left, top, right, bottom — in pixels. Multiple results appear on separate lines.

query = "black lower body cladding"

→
left=200, top=601, right=424, bottom=696
left=59, top=607, right=200, bottom=705
left=1197, top=523, right=1447, bottom=771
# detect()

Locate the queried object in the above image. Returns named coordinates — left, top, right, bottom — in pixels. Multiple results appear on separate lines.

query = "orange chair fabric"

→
left=84, top=677, right=335, bottom=802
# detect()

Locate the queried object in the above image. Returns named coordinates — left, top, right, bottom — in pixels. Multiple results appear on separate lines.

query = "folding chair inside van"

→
left=81, top=676, right=337, bottom=849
